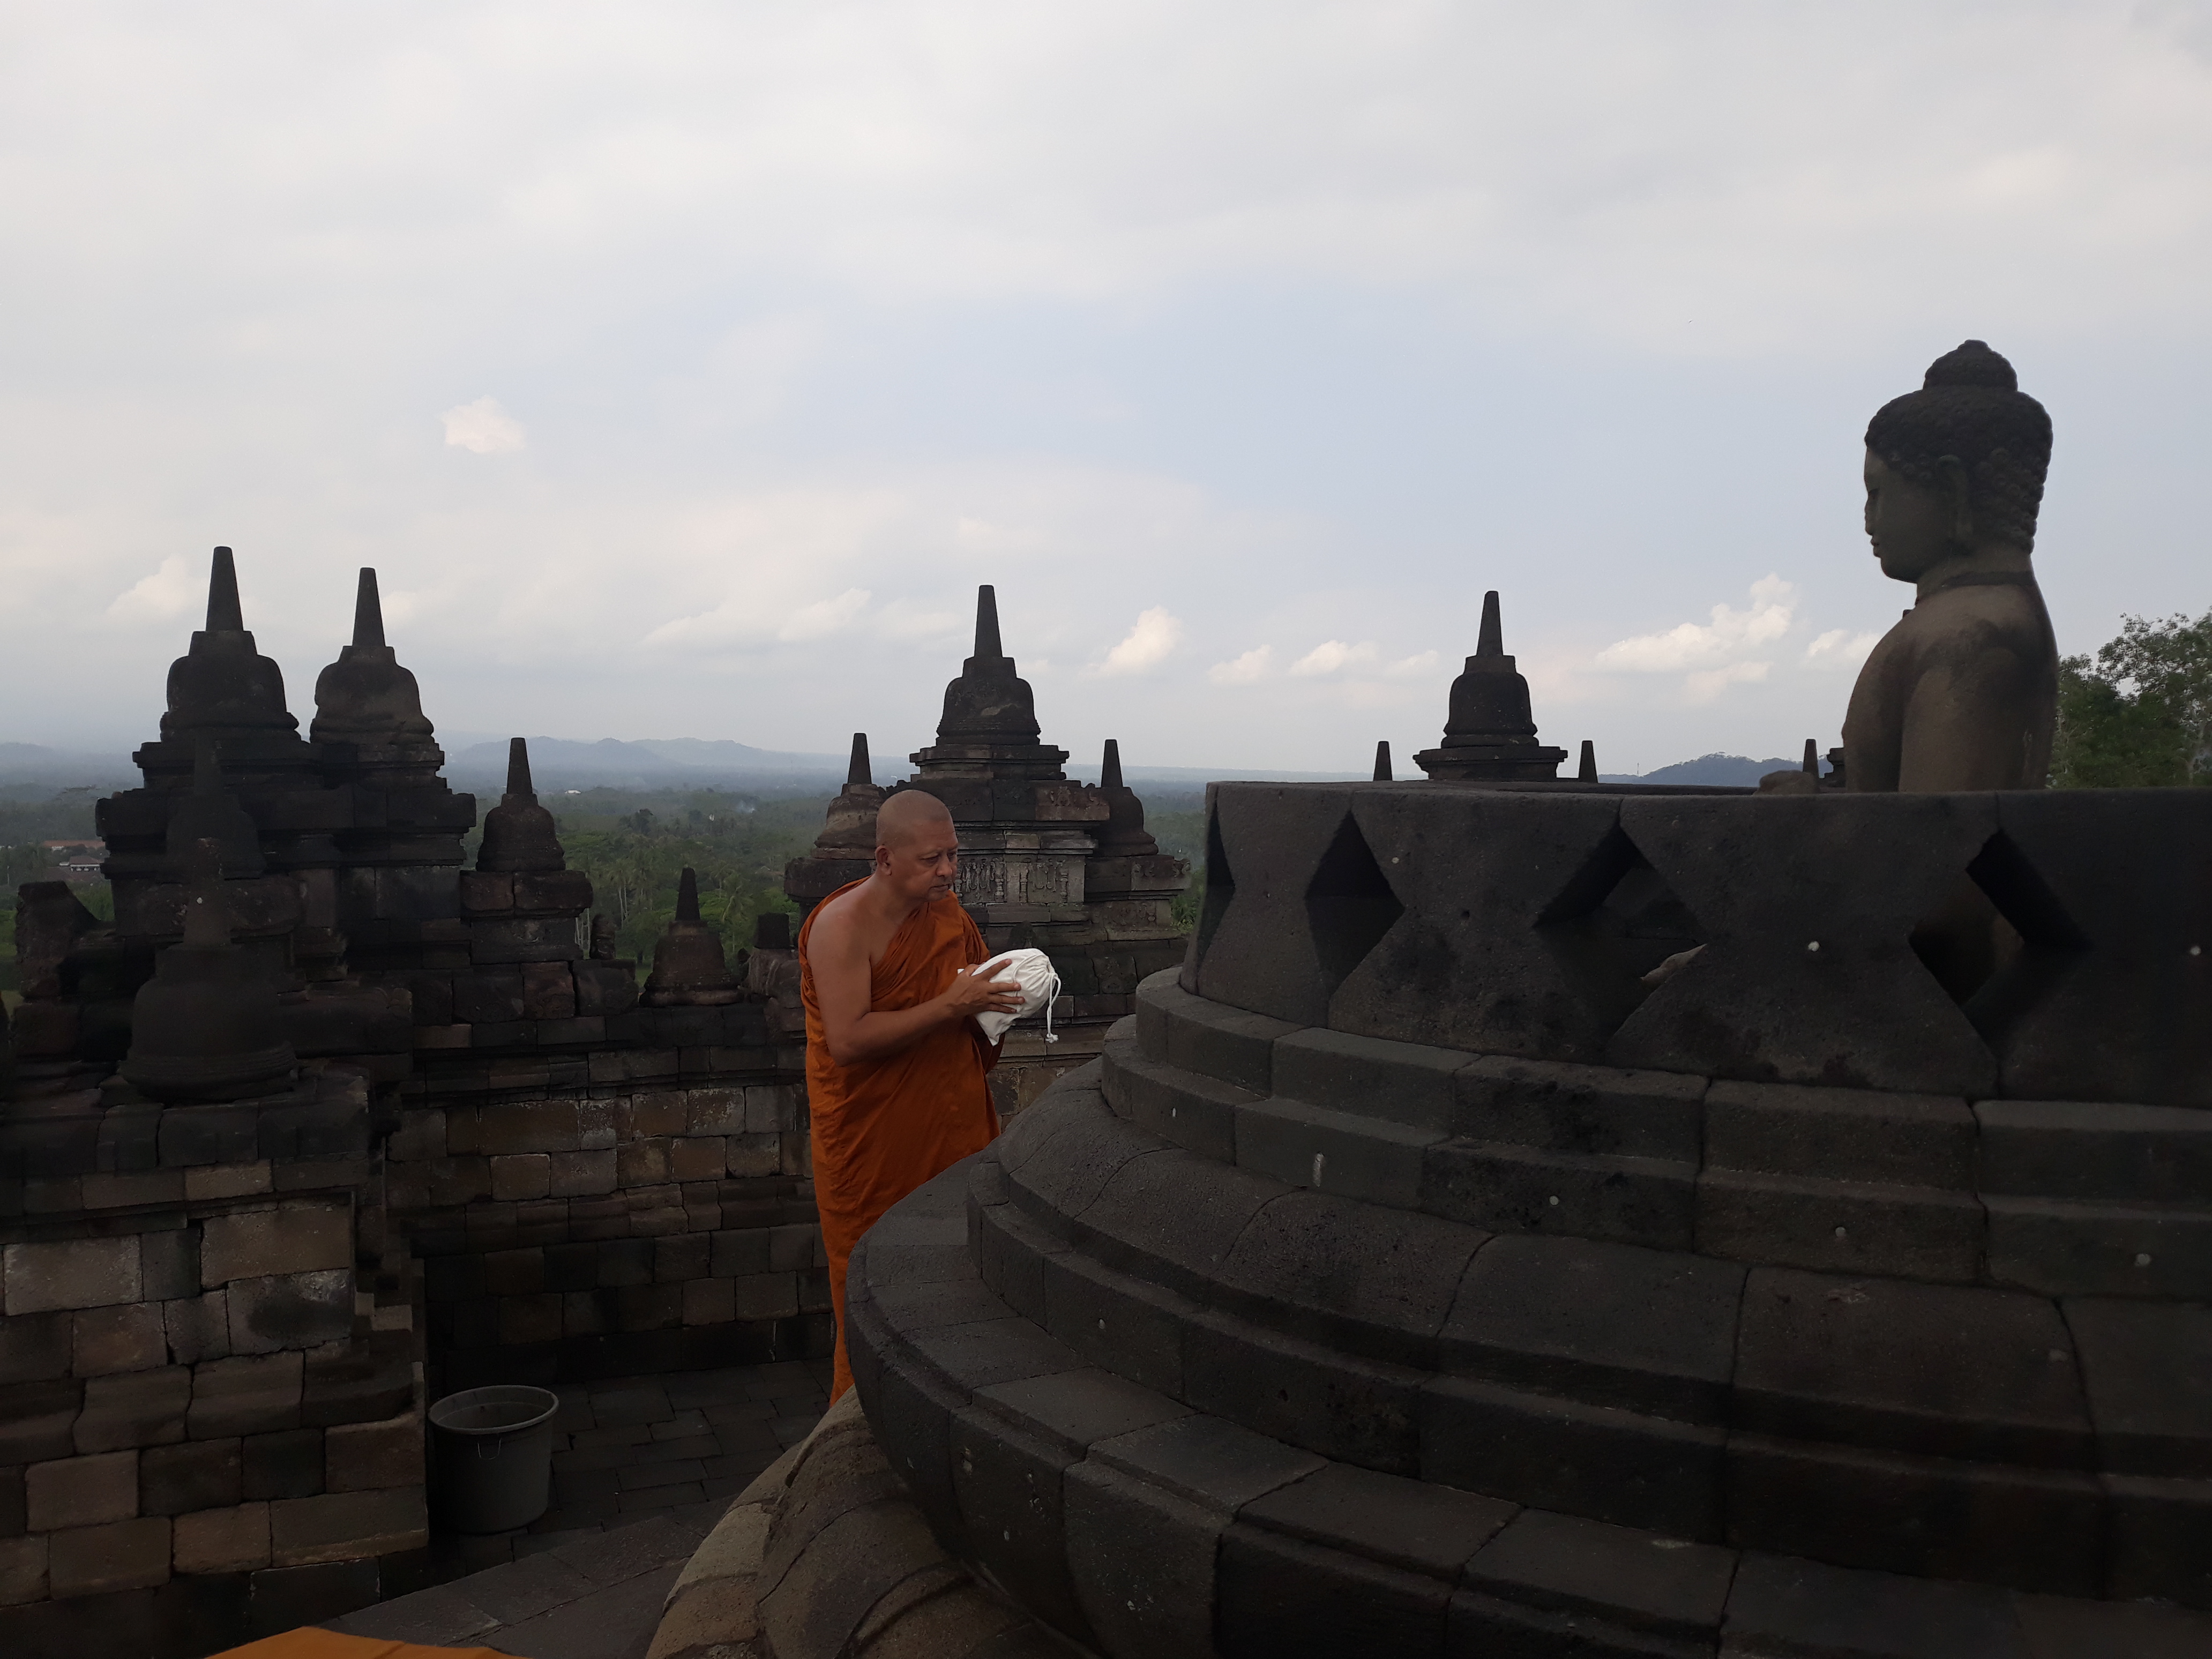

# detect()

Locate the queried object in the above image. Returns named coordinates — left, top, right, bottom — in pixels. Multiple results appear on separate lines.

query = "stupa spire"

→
left=1373, top=741, right=1393, bottom=782
left=507, top=737, right=534, bottom=799
left=846, top=734, right=872, bottom=788
left=1093, top=738, right=1159, bottom=857
left=1101, top=738, right=1125, bottom=791
left=676, top=866, right=701, bottom=924
left=974, top=585, right=1005, bottom=662
left=353, top=569, right=386, bottom=649
left=207, top=547, right=244, bottom=632
left=1476, top=590, right=1504, bottom=659
left=1579, top=741, right=1598, bottom=782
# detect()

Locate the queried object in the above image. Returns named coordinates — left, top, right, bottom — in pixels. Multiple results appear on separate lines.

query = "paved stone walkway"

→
left=325, top=1359, right=831, bottom=1657
left=429, top=1359, right=832, bottom=1578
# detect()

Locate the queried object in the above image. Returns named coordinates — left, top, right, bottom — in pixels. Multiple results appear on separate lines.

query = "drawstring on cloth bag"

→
left=970, top=948, right=1062, bottom=1045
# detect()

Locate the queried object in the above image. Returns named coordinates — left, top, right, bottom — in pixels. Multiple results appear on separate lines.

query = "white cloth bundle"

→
left=970, top=948, right=1062, bottom=1045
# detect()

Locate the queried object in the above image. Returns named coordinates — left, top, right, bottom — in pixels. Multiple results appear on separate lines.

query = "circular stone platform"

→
left=847, top=782, right=2212, bottom=1657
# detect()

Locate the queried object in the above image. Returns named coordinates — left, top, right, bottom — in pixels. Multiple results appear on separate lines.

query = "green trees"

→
left=2052, top=609, right=2212, bottom=788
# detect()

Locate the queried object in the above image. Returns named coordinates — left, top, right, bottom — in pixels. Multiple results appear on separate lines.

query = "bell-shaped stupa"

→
left=120, top=838, right=297, bottom=1102
left=1414, top=590, right=1569, bottom=781
left=476, top=738, right=565, bottom=873
left=642, top=868, right=744, bottom=1007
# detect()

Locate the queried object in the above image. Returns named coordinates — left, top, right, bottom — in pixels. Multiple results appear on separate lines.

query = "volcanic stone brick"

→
left=323, top=1409, right=422, bottom=1493
left=726, top=1134, right=783, bottom=1178
left=75, top=1367, right=190, bottom=1454
left=27, top=1449, right=139, bottom=1529
left=597, top=1239, right=653, bottom=1287
left=481, top=1248, right=544, bottom=1296
left=269, top=1485, right=428, bottom=1566
left=165, top=1290, right=233, bottom=1366
left=618, top=1139, right=671, bottom=1186
left=1440, top=1234, right=1744, bottom=1422
left=1451, top=1056, right=1706, bottom=1162
left=71, top=1302, right=167, bottom=1376
left=189, top=1352, right=303, bottom=1439
left=451, top=971, right=525, bottom=1026
left=1420, top=1374, right=1725, bottom=1540
left=1703, top=1080, right=1975, bottom=1187
left=2103, top=1471, right=2212, bottom=1606
left=3, top=1236, right=139, bottom=1313
left=1218, top=1522, right=1453, bottom=1658
left=184, top=1163, right=274, bottom=1200
left=0, top=1312, right=71, bottom=1385
left=622, top=1093, right=688, bottom=1140
left=243, top=1429, right=326, bottom=1501
left=226, top=1271, right=355, bottom=1356
left=710, top=1230, right=771, bottom=1277
left=1724, top=1554, right=2035, bottom=1659
left=730, top=1274, right=799, bottom=1321
left=480, top=1101, right=578, bottom=1155
left=1274, top=1028, right=1467, bottom=1132
left=617, top=1284, right=683, bottom=1331
left=0, top=1465, right=20, bottom=1537
left=1064, top=1461, right=1238, bottom=1659
left=682, top=1277, right=736, bottom=1326
left=140, top=1437, right=243, bottom=1515
left=655, top=1234, right=711, bottom=1283
left=548, top=1149, right=616, bottom=1197
left=0, top=1379, right=83, bottom=1463
left=1731, top=1269, right=2091, bottom=1466
left=746, top=1085, right=801, bottom=1134
left=47, top=1515, right=170, bottom=1596
left=302, top=1339, right=412, bottom=1429
left=521, top=961, right=577, bottom=1019
left=670, top=1138, right=728, bottom=1182
left=200, top=1205, right=352, bottom=1289
left=490, top=1153, right=552, bottom=1201
left=2059, top=1298, right=2212, bottom=1478
left=0, top=1535, right=44, bottom=1606
left=174, top=1500, right=271, bottom=1573
left=499, top=1295, right=563, bottom=1344
left=139, top=1229, right=201, bottom=1302
left=1464, top=1508, right=1736, bottom=1642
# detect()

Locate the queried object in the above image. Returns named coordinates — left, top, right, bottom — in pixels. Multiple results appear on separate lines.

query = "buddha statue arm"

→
left=1894, top=648, right=2045, bottom=791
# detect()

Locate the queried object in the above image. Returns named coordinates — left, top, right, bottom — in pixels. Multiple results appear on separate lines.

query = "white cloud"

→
left=1806, top=627, right=1882, bottom=668
left=1684, top=660, right=1774, bottom=705
left=106, top=554, right=198, bottom=622
left=778, top=587, right=871, bottom=641
left=1208, top=646, right=1274, bottom=685
left=1089, top=606, right=1184, bottom=676
left=1385, top=649, right=1442, bottom=679
left=1290, top=639, right=1380, bottom=676
left=441, top=397, right=526, bottom=455
left=1594, top=576, right=1795, bottom=674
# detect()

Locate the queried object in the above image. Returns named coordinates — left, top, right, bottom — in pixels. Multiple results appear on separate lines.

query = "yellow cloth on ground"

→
left=210, top=1628, right=509, bottom=1659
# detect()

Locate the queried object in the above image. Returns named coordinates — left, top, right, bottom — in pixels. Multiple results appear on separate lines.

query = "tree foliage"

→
left=2052, top=609, right=2212, bottom=788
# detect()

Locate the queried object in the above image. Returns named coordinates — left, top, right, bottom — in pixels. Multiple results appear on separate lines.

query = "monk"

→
left=799, top=788, right=1021, bottom=1400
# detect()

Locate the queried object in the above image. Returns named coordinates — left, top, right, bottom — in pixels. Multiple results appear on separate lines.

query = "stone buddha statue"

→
left=1842, top=341, right=2058, bottom=791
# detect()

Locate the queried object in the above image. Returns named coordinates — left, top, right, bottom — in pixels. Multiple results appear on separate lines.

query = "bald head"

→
left=876, top=789, right=954, bottom=851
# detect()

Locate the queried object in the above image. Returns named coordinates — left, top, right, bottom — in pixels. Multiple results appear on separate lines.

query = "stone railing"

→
left=1186, top=781, right=2212, bottom=1107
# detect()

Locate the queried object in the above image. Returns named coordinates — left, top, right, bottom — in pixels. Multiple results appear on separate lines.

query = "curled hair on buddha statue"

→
left=1864, top=340, right=2053, bottom=551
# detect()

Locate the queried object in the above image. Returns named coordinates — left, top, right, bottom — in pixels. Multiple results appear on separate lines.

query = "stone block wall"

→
left=388, top=1047, right=829, bottom=1391
left=0, top=1067, right=427, bottom=1641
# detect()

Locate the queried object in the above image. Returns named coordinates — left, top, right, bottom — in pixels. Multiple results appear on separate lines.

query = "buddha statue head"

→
left=1863, top=341, right=2053, bottom=585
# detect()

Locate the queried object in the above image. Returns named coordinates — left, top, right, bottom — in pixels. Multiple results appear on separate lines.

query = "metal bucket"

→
left=428, top=1384, right=559, bottom=1534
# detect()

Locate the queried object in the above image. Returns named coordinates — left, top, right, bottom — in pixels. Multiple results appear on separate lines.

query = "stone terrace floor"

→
left=432, top=1358, right=833, bottom=1576
left=325, top=1358, right=832, bottom=1659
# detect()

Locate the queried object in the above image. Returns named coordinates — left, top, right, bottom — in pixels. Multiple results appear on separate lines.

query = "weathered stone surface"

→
left=71, top=1303, right=168, bottom=1376
left=174, top=1500, right=271, bottom=1573
left=26, top=1449, right=139, bottom=1530
left=199, top=1204, right=352, bottom=1288
left=75, top=1366, right=191, bottom=1453
left=46, top=1514, right=169, bottom=1597
left=140, top=1436, right=243, bottom=1515
left=3, top=1237, right=139, bottom=1314
left=269, top=1484, right=427, bottom=1566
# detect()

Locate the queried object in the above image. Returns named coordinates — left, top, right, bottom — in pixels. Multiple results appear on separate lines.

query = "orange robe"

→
left=799, top=881, right=1000, bottom=1399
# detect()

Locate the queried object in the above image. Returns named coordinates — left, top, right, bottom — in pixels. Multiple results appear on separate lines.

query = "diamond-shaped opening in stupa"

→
left=1910, top=830, right=2087, bottom=1039
left=1304, top=813, right=1405, bottom=994
left=1193, top=804, right=1237, bottom=964
left=1535, top=825, right=1706, bottom=1036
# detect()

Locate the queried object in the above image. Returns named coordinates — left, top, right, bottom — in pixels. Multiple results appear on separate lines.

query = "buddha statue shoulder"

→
left=1841, top=341, right=2058, bottom=793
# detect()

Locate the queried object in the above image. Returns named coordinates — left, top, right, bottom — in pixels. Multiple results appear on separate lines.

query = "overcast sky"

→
left=5, top=2, right=2210, bottom=774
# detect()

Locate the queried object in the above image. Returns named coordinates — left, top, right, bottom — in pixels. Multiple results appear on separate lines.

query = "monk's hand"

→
left=940, top=964, right=1026, bottom=1020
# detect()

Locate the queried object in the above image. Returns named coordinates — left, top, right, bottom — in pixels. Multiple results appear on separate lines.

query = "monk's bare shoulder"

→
left=805, top=885, right=868, bottom=961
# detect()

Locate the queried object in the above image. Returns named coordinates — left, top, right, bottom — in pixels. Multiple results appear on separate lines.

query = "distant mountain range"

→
left=0, top=744, right=138, bottom=788
left=1599, top=753, right=1802, bottom=787
left=0, top=738, right=1806, bottom=793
